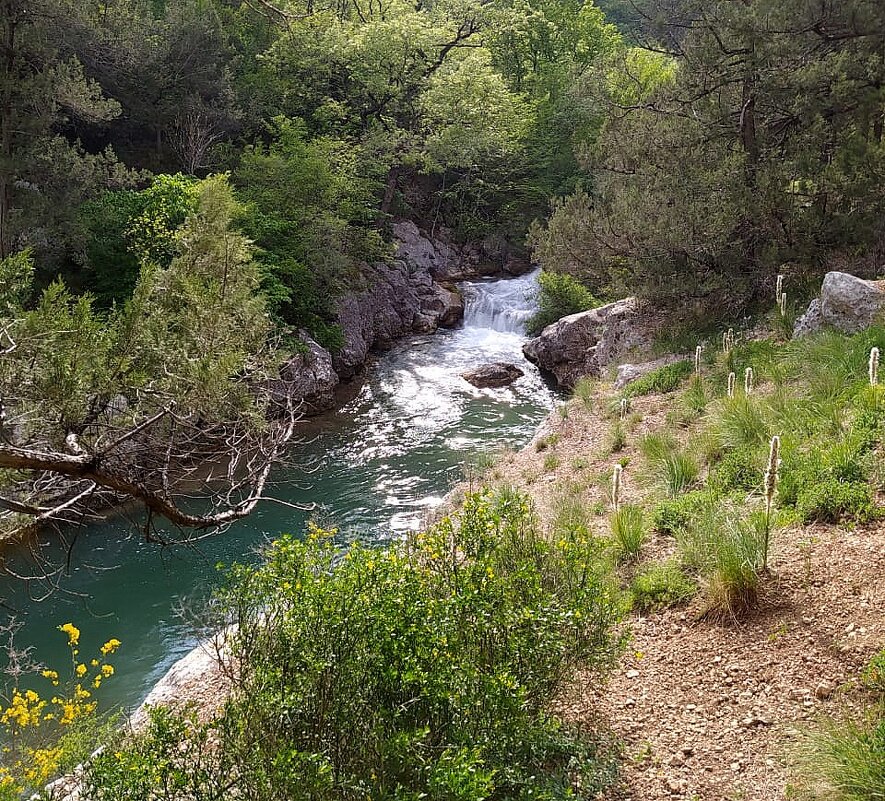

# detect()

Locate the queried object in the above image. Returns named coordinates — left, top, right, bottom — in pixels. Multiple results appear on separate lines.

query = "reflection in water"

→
left=0, top=270, right=556, bottom=710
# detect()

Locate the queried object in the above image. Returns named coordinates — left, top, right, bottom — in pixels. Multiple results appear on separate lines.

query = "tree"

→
left=0, top=0, right=128, bottom=261
left=0, top=176, right=299, bottom=556
left=532, top=0, right=885, bottom=311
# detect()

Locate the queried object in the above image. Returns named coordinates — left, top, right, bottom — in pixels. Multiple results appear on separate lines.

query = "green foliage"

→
left=0, top=249, right=35, bottom=312
left=526, top=271, right=599, bottom=335
left=680, top=499, right=769, bottom=618
left=610, top=502, right=645, bottom=561
left=607, top=421, right=627, bottom=453
left=88, top=491, right=625, bottom=799
left=639, top=433, right=699, bottom=497
left=629, top=561, right=697, bottom=613
left=710, top=394, right=770, bottom=449
left=651, top=490, right=710, bottom=537
left=78, top=174, right=200, bottom=306
left=793, top=716, right=885, bottom=801
left=708, top=447, right=764, bottom=494
left=624, top=361, right=693, bottom=398
left=572, top=376, right=598, bottom=411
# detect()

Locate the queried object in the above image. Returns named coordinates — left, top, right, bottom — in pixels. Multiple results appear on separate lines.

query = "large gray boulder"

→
left=461, top=362, right=524, bottom=388
left=269, top=332, right=339, bottom=416
left=522, top=298, right=655, bottom=388
left=794, top=271, right=885, bottom=336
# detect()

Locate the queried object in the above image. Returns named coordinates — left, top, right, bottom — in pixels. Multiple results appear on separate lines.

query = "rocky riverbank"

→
left=275, top=220, right=530, bottom=415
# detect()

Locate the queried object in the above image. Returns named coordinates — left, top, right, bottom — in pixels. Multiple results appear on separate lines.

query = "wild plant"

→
left=639, top=433, right=699, bottom=497
left=610, top=503, right=646, bottom=562
left=744, top=366, right=754, bottom=395
left=727, top=371, right=736, bottom=397
left=869, top=347, right=879, bottom=387
left=779, top=291, right=787, bottom=318
left=620, top=397, right=629, bottom=421
left=710, top=394, right=769, bottom=449
left=776, top=273, right=784, bottom=305
left=761, top=435, right=780, bottom=569
left=694, top=345, right=702, bottom=376
left=572, top=376, right=596, bottom=411
left=611, top=463, right=623, bottom=511
left=608, top=421, right=627, bottom=453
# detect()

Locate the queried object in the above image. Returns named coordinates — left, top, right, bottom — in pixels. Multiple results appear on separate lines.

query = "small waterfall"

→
left=462, top=270, right=539, bottom=334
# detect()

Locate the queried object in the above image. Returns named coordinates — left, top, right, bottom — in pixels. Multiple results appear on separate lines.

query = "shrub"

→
left=527, top=271, right=599, bottom=335
left=652, top=490, right=710, bottom=536
left=610, top=503, right=646, bottom=562
left=640, top=433, right=699, bottom=497
left=708, top=447, right=764, bottom=493
left=795, top=480, right=877, bottom=525
left=680, top=500, right=767, bottom=618
left=624, top=360, right=693, bottom=397
left=629, top=561, right=697, bottom=612
left=89, top=492, right=625, bottom=800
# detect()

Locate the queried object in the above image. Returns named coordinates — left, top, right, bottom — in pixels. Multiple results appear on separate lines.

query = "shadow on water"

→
left=0, top=270, right=558, bottom=710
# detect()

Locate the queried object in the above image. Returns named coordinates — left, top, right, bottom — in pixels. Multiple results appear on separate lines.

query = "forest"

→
left=0, top=0, right=883, bottom=798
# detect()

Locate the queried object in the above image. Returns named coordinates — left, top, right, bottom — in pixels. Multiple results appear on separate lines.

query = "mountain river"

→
left=0, top=269, right=557, bottom=711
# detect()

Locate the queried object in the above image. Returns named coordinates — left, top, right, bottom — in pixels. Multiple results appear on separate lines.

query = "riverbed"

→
left=0, top=270, right=557, bottom=711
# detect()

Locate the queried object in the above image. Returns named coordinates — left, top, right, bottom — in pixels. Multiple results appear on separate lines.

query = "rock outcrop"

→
left=794, top=271, right=885, bottom=337
left=333, top=260, right=464, bottom=378
left=269, top=332, right=339, bottom=416
left=461, top=362, right=524, bottom=388
left=522, top=298, right=656, bottom=388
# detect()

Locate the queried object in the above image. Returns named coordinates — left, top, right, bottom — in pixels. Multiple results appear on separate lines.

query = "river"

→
left=0, top=270, right=557, bottom=711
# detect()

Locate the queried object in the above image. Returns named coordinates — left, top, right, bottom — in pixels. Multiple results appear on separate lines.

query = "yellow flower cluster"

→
left=0, top=624, right=122, bottom=795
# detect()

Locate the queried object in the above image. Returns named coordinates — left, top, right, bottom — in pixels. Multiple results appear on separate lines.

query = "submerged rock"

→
left=462, top=362, right=524, bottom=388
left=795, top=271, right=885, bottom=336
left=522, top=298, right=656, bottom=388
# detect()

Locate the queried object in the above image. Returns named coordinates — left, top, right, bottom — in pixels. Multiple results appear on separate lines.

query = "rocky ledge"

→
left=522, top=298, right=658, bottom=389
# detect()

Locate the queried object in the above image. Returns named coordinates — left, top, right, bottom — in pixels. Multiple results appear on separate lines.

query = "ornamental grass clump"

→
left=639, top=433, right=699, bottom=497
left=608, top=465, right=645, bottom=561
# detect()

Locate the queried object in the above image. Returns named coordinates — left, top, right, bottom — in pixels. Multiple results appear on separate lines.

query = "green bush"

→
left=629, top=561, right=697, bottom=612
left=708, top=447, right=763, bottom=493
left=652, top=490, right=710, bottom=536
left=624, top=360, right=693, bottom=397
left=88, top=491, right=625, bottom=800
left=795, top=480, right=877, bottom=525
left=710, top=394, right=770, bottom=449
left=527, top=271, right=599, bottom=335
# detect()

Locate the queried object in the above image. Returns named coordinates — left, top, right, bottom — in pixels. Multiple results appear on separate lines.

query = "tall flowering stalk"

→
left=762, top=435, right=780, bottom=569
left=727, top=371, right=736, bottom=398
left=775, top=274, right=784, bottom=305
left=620, top=397, right=629, bottom=421
left=611, top=464, right=623, bottom=512
left=744, top=366, right=754, bottom=395
left=779, top=292, right=787, bottom=317
left=869, top=347, right=879, bottom=386
left=695, top=345, right=702, bottom=376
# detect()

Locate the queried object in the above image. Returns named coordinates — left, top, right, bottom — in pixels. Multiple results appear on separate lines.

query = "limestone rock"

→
left=269, top=332, right=338, bottom=416
left=615, top=355, right=688, bottom=389
left=392, top=220, right=466, bottom=280
left=461, top=362, right=524, bottom=388
left=522, top=298, right=656, bottom=388
left=334, top=260, right=465, bottom=378
left=794, top=272, right=885, bottom=336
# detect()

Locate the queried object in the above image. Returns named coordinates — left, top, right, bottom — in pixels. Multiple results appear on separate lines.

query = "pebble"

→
left=626, top=669, right=640, bottom=679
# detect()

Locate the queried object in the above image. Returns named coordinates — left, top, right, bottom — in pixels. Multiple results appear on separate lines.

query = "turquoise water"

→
left=0, top=272, right=556, bottom=712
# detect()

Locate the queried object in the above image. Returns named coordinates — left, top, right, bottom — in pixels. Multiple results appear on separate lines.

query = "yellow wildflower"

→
left=75, top=664, right=87, bottom=677
left=101, top=664, right=114, bottom=677
left=100, top=638, right=121, bottom=656
left=58, top=623, right=80, bottom=646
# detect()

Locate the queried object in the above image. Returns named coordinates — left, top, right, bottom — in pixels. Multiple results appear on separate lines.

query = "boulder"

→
left=461, top=362, right=524, bottom=388
left=615, top=355, right=688, bottom=389
left=269, top=332, right=338, bottom=416
left=522, top=298, right=656, bottom=388
left=794, top=272, right=885, bottom=337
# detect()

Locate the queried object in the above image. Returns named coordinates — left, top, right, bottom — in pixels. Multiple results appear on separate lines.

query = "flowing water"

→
left=0, top=270, right=557, bottom=711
